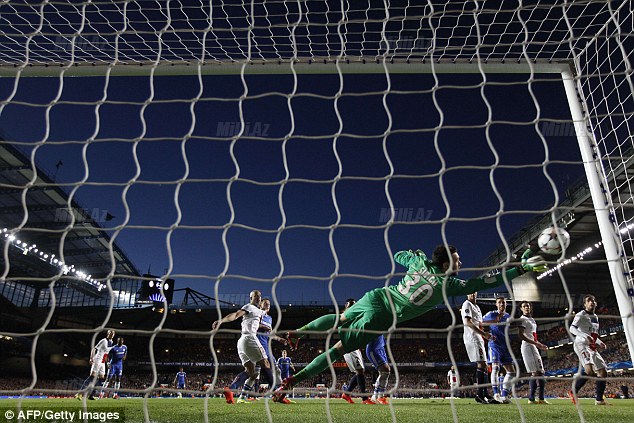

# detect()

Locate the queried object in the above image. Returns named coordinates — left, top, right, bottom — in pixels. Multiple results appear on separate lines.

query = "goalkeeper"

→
left=273, top=245, right=546, bottom=402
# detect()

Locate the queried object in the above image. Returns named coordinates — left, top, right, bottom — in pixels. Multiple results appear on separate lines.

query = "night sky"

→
left=0, top=70, right=584, bottom=306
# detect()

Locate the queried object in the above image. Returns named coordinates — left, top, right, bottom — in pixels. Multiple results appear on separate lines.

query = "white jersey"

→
left=518, top=315, right=538, bottom=345
left=240, top=303, right=265, bottom=335
left=461, top=300, right=483, bottom=343
left=93, top=338, right=113, bottom=362
left=570, top=310, right=601, bottom=347
left=447, top=369, right=460, bottom=387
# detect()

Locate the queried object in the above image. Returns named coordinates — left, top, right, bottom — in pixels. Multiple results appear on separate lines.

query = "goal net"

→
left=0, top=0, right=632, bottom=421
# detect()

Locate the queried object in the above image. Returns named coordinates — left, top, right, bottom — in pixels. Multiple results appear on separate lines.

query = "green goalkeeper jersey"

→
left=386, top=249, right=523, bottom=324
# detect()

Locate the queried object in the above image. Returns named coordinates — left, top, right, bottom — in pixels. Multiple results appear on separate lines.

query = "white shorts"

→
left=521, top=343, right=544, bottom=374
left=464, top=340, right=487, bottom=363
left=573, top=342, right=606, bottom=371
left=238, top=334, right=267, bottom=365
left=344, top=350, right=365, bottom=373
left=90, top=359, right=106, bottom=377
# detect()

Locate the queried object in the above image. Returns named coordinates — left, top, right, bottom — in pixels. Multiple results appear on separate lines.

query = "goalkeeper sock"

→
left=292, top=346, right=342, bottom=384
left=298, top=314, right=340, bottom=334
left=357, top=374, right=368, bottom=401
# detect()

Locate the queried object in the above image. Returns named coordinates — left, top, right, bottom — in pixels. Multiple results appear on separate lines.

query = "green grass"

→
left=1, top=398, right=633, bottom=423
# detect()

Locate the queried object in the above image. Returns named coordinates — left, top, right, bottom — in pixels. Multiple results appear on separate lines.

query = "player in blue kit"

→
left=366, top=335, right=390, bottom=404
left=277, top=350, right=296, bottom=381
left=483, top=297, right=517, bottom=404
left=100, top=337, right=127, bottom=399
left=173, top=367, right=187, bottom=398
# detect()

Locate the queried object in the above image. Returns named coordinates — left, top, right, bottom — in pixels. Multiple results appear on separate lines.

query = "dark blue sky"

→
left=0, top=71, right=584, bottom=306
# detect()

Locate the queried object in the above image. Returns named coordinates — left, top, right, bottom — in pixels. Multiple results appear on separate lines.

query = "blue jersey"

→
left=366, top=335, right=388, bottom=369
left=109, top=345, right=127, bottom=364
left=176, top=371, right=186, bottom=387
left=483, top=310, right=513, bottom=364
left=483, top=310, right=512, bottom=348
left=277, top=357, right=293, bottom=378
left=257, top=314, right=273, bottom=350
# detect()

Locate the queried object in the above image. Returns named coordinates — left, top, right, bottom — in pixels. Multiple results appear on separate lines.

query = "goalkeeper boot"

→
left=362, top=398, right=377, bottom=405
left=568, top=390, right=577, bottom=405
left=377, top=397, right=389, bottom=405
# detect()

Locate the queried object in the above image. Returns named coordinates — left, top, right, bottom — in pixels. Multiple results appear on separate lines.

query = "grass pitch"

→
left=1, top=397, right=632, bottom=423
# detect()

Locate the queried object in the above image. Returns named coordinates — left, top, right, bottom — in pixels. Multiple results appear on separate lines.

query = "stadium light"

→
left=537, top=241, right=603, bottom=280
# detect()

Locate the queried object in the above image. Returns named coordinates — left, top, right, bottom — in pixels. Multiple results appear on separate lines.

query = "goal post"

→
left=561, top=66, right=634, bottom=364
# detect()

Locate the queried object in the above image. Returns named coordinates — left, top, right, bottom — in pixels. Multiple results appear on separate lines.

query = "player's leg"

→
left=285, top=314, right=346, bottom=349
left=238, top=361, right=258, bottom=402
left=500, top=363, right=515, bottom=402
left=99, top=374, right=111, bottom=399
left=594, top=354, right=609, bottom=405
left=113, top=373, right=121, bottom=399
left=366, top=340, right=390, bottom=404
left=371, top=363, right=390, bottom=404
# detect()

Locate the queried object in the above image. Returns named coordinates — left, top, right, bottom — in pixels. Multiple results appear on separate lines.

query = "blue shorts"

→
left=488, top=343, right=513, bottom=365
left=366, top=336, right=388, bottom=369
left=109, top=363, right=123, bottom=377
left=280, top=370, right=291, bottom=380
left=177, top=383, right=185, bottom=389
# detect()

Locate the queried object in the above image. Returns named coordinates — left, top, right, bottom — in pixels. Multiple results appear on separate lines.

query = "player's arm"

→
left=394, top=249, right=426, bottom=268
left=517, top=327, right=547, bottom=350
left=464, top=315, right=493, bottom=341
left=569, top=314, right=592, bottom=343
left=290, top=359, right=296, bottom=372
left=212, top=309, right=247, bottom=330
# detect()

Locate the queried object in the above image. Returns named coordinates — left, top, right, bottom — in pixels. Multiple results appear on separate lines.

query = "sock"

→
left=502, top=372, right=513, bottom=398
left=358, top=374, right=367, bottom=401
left=100, top=381, right=109, bottom=396
left=347, top=375, right=358, bottom=392
left=529, top=379, right=537, bottom=401
left=490, top=365, right=499, bottom=395
left=373, top=372, right=389, bottom=400
left=475, top=368, right=486, bottom=397
left=574, top=372, right=588, bottom=393
left=114, top=381, right=120, bottom=395
left=260, top=366, right=275, bottom=391
left=80, top=376, right=94, bottom=391
left=298, top=314, right=340, bottom=333
left=596, top=380, right=606, bottom=401
left=292, top=346, right=342, bottom=384
left=230, top=371, right=249, bottom=390
left=537, top=378, right=545, bottom=400
left=240, top=377, right=257, bottom=399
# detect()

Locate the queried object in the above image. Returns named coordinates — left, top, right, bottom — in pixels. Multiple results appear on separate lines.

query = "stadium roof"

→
left=0, top=138, right=139, bottom=291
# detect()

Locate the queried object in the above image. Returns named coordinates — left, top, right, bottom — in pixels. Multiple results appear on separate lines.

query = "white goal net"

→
left=0, top=1, right=632, bottom=422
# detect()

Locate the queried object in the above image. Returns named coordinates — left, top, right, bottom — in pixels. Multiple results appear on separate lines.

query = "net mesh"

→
left=0, top=1, right=633, bottom=422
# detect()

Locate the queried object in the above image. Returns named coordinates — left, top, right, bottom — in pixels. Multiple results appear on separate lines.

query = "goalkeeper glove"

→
left=521, top=249, right=548, bottom=273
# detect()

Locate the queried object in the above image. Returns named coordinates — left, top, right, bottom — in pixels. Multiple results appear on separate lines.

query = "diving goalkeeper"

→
left=273, top=245, right=546, bottom=402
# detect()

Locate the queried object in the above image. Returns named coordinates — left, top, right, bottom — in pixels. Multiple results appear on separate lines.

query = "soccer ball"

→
left=537, top=227, right=570, bottom=255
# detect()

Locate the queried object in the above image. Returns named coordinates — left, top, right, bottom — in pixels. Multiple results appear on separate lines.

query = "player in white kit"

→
left=461, top=292, right=495, bottom=404
left=569, top=294, right=609, bottom=406
left=213, top=290, right=289, bottom=404
left=447, top=366, right=460, bottom=399
left=517, top=301, right=549, bottom=404
left=76, top=330, right=115, bottom=400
